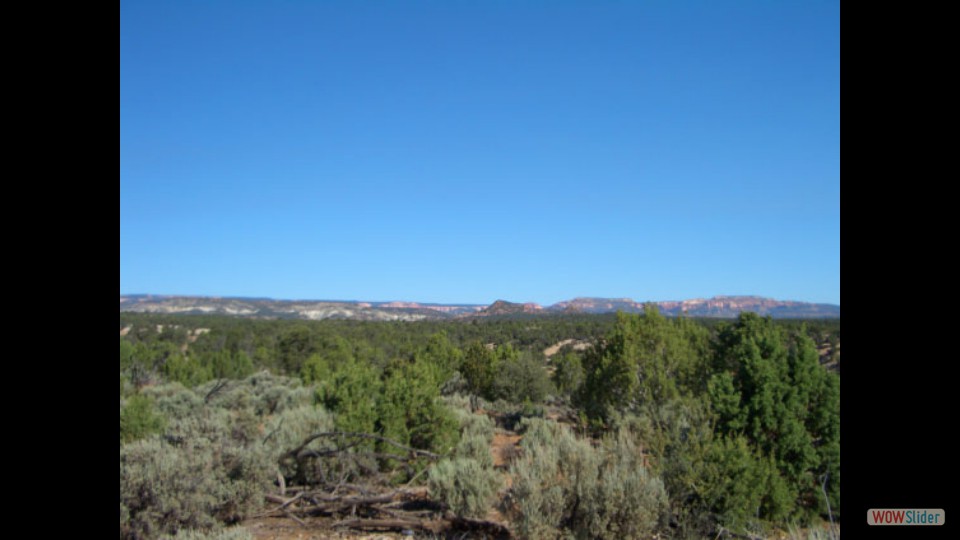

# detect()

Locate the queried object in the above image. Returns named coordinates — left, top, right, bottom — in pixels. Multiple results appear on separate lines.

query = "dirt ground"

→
left=490, top=432, right=521, bottom=469
left=244, top=516, right=425, bottom=539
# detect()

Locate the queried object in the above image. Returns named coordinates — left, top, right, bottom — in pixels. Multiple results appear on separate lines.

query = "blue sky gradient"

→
left=120, top=1, right=840, bottom=305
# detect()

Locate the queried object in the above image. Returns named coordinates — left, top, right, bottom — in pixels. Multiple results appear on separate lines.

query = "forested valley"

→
left=120, top=309, right=840, bottom=540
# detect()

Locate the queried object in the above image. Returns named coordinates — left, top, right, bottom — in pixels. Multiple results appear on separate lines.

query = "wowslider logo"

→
left=868, top=509, right=944, bottom=525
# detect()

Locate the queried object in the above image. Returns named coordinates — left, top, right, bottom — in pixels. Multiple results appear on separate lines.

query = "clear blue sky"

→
left=120, top=1, right=840, bottom=306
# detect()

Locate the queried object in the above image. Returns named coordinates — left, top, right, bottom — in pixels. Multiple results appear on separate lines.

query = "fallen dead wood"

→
left=269, top=431, right=514, bottom=537
left=258, top=492, right=304, bottom=516
left=286, top=431, right=441, bottom=461
left=268, top=487, right=427, bottom=505
left=283, top=510, right=308, bottom=527
left=281, top=431, right=439, bottom=489
left=261, top=484, right=512, bottom=538
left=261, top=487, right=429, bottom=517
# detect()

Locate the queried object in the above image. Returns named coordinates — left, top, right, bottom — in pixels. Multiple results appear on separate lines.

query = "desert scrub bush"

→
left=441, top=393, right=475, bottom=412
left=120, top=430, right=274, bottom=539
left=454, top=431, right=494, bottom=469
left=453, top=408, right=496, bottom=465
left=120, top=502, right=130, bottom=534
left=448, top=404, right=495, bottom=440
left=265, top=404, right=338, bottom=484
left=262, top=404, right=335, bottom=456
left=121, top=373, right=327, bottom=539
left=508, top=418, right=597, bottom=539
left=155, top=376, right=332, bottom=466
left=484, top=397, right=546, bottom=431
left=440, top=369, right=468, bottom=395
left=201, top=371, right=314, bottom=416
left=508, top=418, right=666, bottom=540
left=577, top=429, right=667, bottom=539
left=429, top=458, right=501, bottom=518
left=144, top=382, right=205, bottom=420
left=428, top=407, right=499, bottom=517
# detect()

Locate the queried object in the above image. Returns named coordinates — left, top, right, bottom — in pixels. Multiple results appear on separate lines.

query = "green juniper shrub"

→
left=461, top=342, right=499, bottom=399
left=300, top=353, right=331, bottom=386
left=161, top=353, right=213, bottom=388
left=120, top=394, right=167, bottom=444
left=552, top=349, right=584, bottom=397
left=709, top=314, right=841, bottom=523
left=378, top=358, right=460, bottom=457
left=317, top=357, right=382, bottom=447
left=619, top=400, right=715, bottom=538
left=699, top=435, right=793, bottom=534
left=491, top=351, right=554, bottom=404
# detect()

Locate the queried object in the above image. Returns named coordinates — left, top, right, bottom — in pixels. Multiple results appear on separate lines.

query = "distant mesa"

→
left=365, top=301, right=468, bottom=313
left=474, top=300, right=544, bottom=317
left=379, top=301, right=423, bottom=309
left=119, top=294, right=838, bottom=320
left=551, top=297, right=646, bottom=314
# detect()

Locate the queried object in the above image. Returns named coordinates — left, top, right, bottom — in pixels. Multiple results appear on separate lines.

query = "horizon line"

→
left=119, top=292, right=841, bottom=307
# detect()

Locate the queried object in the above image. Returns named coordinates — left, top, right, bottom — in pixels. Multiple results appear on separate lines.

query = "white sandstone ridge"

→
left=119, top=295, right=484, bottom=321
left=120, top=294, right=838, bottom=320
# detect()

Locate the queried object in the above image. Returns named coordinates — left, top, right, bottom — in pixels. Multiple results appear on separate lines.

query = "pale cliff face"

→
left=120, top=294, right=838, bottom=320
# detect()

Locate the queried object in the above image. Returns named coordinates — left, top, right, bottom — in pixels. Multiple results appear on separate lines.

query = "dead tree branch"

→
left=286, top=432, right=440, bottom=461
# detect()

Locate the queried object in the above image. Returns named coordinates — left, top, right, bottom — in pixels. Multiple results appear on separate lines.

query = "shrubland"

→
left=120, top=311, right=840, bottom=538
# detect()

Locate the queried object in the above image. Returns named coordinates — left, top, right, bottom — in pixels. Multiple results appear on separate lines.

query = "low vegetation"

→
left=508, top=418, right=666, bottom=540
left=120, top=310, right=840, bottom=539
